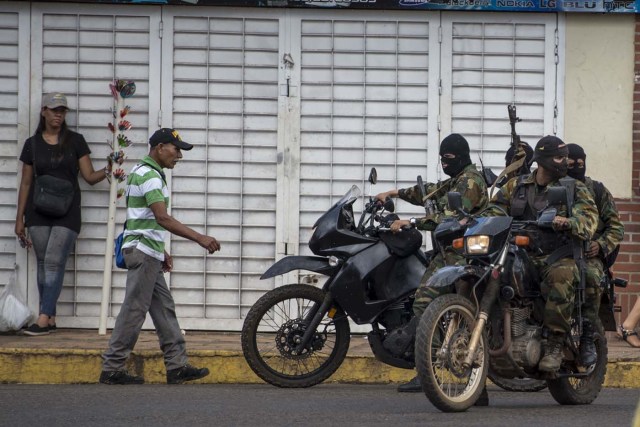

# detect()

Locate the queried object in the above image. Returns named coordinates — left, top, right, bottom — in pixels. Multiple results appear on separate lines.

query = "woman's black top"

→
left=19, top=131, right=91, bottom=233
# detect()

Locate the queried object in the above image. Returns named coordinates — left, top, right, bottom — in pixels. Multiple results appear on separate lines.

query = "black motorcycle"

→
left=241, top=170, right=430, bottom=387
left=414, top=188, right=626, bottom=412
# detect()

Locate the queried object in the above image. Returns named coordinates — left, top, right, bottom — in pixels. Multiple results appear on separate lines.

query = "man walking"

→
left=100, top=128, right=221, bottom=385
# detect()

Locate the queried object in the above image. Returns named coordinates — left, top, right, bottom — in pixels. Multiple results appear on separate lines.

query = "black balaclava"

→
left=533, top=135, right=569, bottom=180
left=566, top=143, right=586, bottom=182
left=505, top=141, right=534, bottom=175
left=440, top=133, right=471, bottom=177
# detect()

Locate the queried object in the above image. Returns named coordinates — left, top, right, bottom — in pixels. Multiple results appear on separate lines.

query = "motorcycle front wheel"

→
left=415, top=294, right=489, bottom=412
left=241, top=284, right=350, bottom=388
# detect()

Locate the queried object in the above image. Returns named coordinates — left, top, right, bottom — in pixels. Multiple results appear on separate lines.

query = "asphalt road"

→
left=0, top=384, right=638, bottom=427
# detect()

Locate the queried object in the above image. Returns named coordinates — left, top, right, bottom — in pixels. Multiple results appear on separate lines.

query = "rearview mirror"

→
left=368, top=168, right=377, bottom=185
left=447, top=192, right=463, bottom=213
left=383, top=197, right=395, bottom=213
left=537, top=207, right=557, bottom=229
left=547, top=186, right=566, bottom=207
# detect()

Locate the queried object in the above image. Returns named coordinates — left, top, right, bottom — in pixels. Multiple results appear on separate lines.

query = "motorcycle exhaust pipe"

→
left=488, top=309, right=511, bottom=357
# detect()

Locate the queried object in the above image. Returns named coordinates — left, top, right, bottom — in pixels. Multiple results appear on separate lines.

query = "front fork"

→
left=462, top=245, right=508, bottom=369
left=293, top=291, right=334, bottom=355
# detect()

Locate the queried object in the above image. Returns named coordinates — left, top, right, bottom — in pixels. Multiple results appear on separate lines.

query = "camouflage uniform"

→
left=484, top=170, right=598, bottom=335
left=581, top=177, right=624, bottom=326
left=398, top=163, right=488, bottom=317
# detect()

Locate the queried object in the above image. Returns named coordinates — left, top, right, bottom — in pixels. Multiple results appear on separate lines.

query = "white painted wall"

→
left=563, top=15, right=634, bottom=198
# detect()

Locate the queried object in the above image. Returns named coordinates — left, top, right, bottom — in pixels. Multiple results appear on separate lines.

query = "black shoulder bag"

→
left=31, top=138, right=75, bottom=217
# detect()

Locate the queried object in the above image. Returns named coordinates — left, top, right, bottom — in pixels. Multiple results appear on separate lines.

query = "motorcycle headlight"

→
left=466, top=235, right=490, bottom=254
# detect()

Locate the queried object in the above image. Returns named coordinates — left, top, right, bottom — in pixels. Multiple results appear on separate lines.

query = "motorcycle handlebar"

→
left=512, top=219, right=554, bottom=229
left=378, top=224, right=413, bottom=232
left=364, top=199, right=384, bottom=213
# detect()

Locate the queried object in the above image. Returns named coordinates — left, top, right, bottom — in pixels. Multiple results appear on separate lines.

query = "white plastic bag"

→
left=0, top=270, right=32, bottom=332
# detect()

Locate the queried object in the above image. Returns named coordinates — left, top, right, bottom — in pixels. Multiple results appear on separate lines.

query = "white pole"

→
left=98, top=95, right=124, bottom=335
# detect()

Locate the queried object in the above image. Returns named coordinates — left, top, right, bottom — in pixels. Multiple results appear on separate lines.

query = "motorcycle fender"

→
left=260, top=256, right=339, bottom=280
left=425, top=265, right=486, bottom=289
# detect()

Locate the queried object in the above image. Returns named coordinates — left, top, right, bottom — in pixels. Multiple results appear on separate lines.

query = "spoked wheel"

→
left=547, top=321, right=607, bottom=405
left=241, top=284, right=350, bottom=388
left=488, top=371, right=547, bottom=392
left=415, top=294, right=489, bottom=412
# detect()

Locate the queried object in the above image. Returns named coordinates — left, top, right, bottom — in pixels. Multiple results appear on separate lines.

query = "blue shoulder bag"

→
left=115, top=226, right=126, bottom=269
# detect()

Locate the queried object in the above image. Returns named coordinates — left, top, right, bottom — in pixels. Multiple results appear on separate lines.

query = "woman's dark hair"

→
left=36, top=108, right=71, bottom=151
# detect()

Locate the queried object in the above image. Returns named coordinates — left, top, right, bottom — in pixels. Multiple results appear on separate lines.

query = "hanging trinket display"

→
left=106, top=79, right=136, bottom=199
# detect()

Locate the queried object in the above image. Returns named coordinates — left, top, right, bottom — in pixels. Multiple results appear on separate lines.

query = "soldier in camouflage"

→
left=567, top=143, right=624, bottom=365
left=484, top=136, right=598, bottom=372
left=375, top=133, right=488, bottom=392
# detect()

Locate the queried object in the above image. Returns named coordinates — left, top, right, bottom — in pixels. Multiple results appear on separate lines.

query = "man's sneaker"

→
left=539, top=338, right=564, bottom=372
left=23, top=324, right=50, bottom=336
left=166, top=364, right=210, bottom=384
left=99, top=370, right=144, bottom=385
left=397, top=375, right=422, bottom=393
left=48, top=324, right=57, bottom=333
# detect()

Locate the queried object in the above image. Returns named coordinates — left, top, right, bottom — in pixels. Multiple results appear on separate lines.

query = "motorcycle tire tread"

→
left=241, top=283, right=351, bottom=388
left=546, top=321, right=607, bottom=405
left=414, top=294, right=489, bottom=412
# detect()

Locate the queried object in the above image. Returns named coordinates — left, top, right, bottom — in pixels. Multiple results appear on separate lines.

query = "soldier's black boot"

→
left=474, top=385, right=489, bottom=406
left=397, top=375, right=422, bottom=393
left=579, top=321, right=597, bottom=366
left=384, top=316, right=418, bottom=358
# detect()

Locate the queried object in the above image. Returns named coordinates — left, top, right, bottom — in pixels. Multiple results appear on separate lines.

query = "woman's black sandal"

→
left=618, top=325, right=640, bottom=348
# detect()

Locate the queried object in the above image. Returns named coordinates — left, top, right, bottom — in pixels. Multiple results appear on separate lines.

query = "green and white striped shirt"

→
left=121, top=156, right=169, bottom=261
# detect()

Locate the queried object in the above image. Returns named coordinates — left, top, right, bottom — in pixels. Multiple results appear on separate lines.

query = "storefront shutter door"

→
left=30, top=3, right=161, bottom=327
left=162, top=9, right=281, bottom=330
left=0, top=3, right=29, bottom=292
left=296, top=10, right=441, bottom=259
left=440, top=13, right=559, bottom=176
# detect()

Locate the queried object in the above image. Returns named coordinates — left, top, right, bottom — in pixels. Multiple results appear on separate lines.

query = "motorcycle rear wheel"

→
left=547, top=321, right=607, bottom=405
left=241, top=284, right=350, bottom=388
left=488, top=371, right=547, bottom=392
left=415, top=294, right=489, bottom=412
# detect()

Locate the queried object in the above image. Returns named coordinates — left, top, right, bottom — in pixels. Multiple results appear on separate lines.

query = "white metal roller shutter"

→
left=31, top=4, right=160, bottom=327
left=297, top=11, right=441, bottom=258
left=164, top=9, right=281, bottom=329
left=440, top=13, right=559, bottom=175
left=0, top=3, right=29, bottom=293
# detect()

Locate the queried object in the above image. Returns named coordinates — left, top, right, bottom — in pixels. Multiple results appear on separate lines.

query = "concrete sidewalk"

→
left=1, top=329, right=639, bottom=386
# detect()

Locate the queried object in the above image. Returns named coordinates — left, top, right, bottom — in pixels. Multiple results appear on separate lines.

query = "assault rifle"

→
left=489, top=104, right=534, bottom=194
left=508, top=104, right=521, bottom=149
left=559, top=176, right=587, bottom=337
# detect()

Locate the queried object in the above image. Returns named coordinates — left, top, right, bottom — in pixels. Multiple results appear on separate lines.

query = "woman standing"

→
left=15, top=93, right=110, bottom=336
